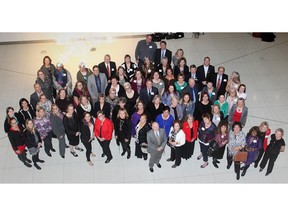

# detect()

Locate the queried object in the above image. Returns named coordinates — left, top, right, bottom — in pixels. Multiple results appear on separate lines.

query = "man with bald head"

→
left=147, top=122, right=167, bottom=172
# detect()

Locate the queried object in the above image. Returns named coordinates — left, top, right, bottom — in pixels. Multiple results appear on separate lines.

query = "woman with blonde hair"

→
left=226, top=71, right=241, bottom=93
left=172, top=48, right=184, bottom=68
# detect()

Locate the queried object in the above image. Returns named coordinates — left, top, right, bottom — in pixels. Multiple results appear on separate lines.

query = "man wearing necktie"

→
left=147, top=122, right=167, bottom=172
left=98, top=54, right=117, bottom=83
left=210, top=66, right=228, bottom=97
left=154, top=41, right=172, bottom=66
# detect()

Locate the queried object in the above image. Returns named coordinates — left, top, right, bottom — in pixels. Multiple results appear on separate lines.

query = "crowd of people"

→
left=4, top=34, right=285, bottom=180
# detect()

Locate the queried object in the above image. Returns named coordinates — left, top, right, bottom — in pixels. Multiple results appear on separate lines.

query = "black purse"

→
left=207, top=140, right=219, bottom=157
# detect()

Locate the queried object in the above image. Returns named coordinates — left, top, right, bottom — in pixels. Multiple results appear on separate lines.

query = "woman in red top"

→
left=7, top=118, right=32, bottom=167
left=228, top=98, right=248, bottom=128
left=94, top=110, right=114, bottom=163
left=254, top=121, right=271, bottom=168
left=182, top=114, right=198, bottom=159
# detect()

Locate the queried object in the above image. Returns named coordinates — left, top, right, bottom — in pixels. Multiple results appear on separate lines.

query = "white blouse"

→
left=168, top=128, right=186, bottom=147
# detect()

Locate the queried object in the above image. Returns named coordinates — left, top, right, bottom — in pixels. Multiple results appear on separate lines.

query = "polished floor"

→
left=0, top=32, right=288, bottom=183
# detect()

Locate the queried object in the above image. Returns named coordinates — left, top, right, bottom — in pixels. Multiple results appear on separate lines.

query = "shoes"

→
left=236, top=173, right=240, bottom=180
left=265, top=172, right=271, bottom=176
left=46, top=152, right=52, bottom=157
left=240, top=166, right=245, bottom=170
left=143, top=155, right=147, bottom=160
left=241, top=169, right=247, bottom=177
left=127, top=151, right=131, bottom=159
left=166, top=158, right=172, bottom=162
left=34, top=163, right=41, bottom=170
left=212, top=161, right=219, bottom=168
left=65, top=145, right=69, bottom=148
left=197, top=154, right=203, bottom=160
left=121, top=152, right=126, bottom=156
left=172, top=164, right=178, bottom=168
left=24, top=162, right=32, bottom=168
left=37, top=159, right=45, bottom=163
left=75, top=147, right=84, bottom=152
left=51, top=148, right=56, bottom=152
left=200, top=162, right=208, bottom=168
left=254, top=163, right=258, bottom=168
left=26, top=158, right=32, bottom=163
left=105, top=158, right=112, bottom=163
left=216, top=160, right=220, bottom=164
left=91, top=153, right=96, bottom=157
left=101, top=153, right=105, bottom=157
left=259, top=168, right=263, bottom=172
left=157, top=163, right=161, bottom=168
left=61, top=155, right=65, bottom=159
left=87, top=161, right=94, bottom=166
left=227, top=164, right=231, bottom=169
left=70, top=151, right=78, bottom=157
left=149, top=168, right=154, bottom=173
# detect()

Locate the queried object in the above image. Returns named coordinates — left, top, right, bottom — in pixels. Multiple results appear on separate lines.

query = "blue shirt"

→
left=156, top=114, right=174, bottom=138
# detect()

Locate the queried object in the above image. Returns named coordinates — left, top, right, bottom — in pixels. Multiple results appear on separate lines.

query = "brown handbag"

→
left=233, top=151, right=248, bottom=162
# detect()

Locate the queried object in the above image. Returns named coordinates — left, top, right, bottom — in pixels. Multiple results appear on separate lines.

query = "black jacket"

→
left=8, top=128, right=24, bottom=151
left=24, top=129, right=42, bottom=149
left=154, top=48, right=172, bottom=66
left=114, top=118, right=132, bottom=141
left=80, top=120, right=94, bottom=143
left=196, top=64, right=215, bottom=91
left=137, top=123, right=151, bottom=144
left=98, top=61, right=117, bottom=80
left=208, top=73, right=228, bottom=97
left=4, top=113, right=24, bottom=133
left=139, top=87, right=159, bottom=106
left=94, top=101, right=111, bottom=119
left=105, top=83, right=125, bottom=97
left=267, top=134, right=285, bottom=155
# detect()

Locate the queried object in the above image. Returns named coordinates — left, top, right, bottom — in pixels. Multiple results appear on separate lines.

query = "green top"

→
left=214, top=100, right=229, bottom=118
left=174, top=81, right=187, bottom=95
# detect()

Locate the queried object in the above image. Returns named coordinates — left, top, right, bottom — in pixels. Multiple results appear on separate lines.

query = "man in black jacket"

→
left=196, top=56, right=215, bottom=91
left=139, top=79, right=159, bottom=106
left=209, top=66, right=228, bottom=98
left=98, top=54, right=117, bottom=82
left=154, top=41, right=172, bottom=66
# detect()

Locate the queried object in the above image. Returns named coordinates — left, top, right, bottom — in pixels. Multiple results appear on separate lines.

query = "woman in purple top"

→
left=33, top=107, right=55, bottom=157
left=241, top=126, right=262, bottom=177
left=131, top=100, right=146, bottom=137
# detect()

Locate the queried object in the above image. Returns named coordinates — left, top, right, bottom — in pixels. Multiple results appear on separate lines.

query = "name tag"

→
left=181, top=86, right=184, bottom=89
left=150, top=92, right=154, bottom=95
left=112, top=68, right=114, bottom=71
left=63, top=74, right=66, bottom=76
left=149, top=46, right=153, bottom=48
left=221, top=135, right=224, bottom=138
left=201, top=127, right=205, bottom=131
left=129, top=69, right=133, bottom=72
left=216, top=117, right=220, bottom=121
left=223, top=79, right=227, bottom=82
left=133, top=80, right=137, bottom=83
left=233, top=99, right=237, bottom=102
left=212, top=92, right=215, bottom=95
left=159, top=69, right=162, bottom=72
left=148, top=69, right=151, bottom=73
left=133, top=64, right=137, bottom=69
left=253, top=140, right=257, bottom=143
left=160, top=82, right=163, bottom=85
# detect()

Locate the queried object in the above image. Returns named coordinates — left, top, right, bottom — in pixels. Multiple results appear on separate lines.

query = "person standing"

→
left=24, top=120, right=45, bottom=170
left=87, top=65, right=108, bottom=107
left=209, top=66, right=228, bottom=98
left=139, top=79, right=159, bottom=106
left=259, top=128, right=285, bottom=176
left=80, top=112, right=96, bottom=166
left=94, top=110, right=114, bottom=163
left=63, top=104, right=83, bottom=157
left=227, top=122, right=246, bottom=180
left=147, top=122, right=167, bottom=172
left=135, top=34, right=157, bottom=68
left=197, top=113, right=217, bottom=168
left=30, top=83, right=53, bottom=110
left=155, top=106, right=175, bottom=138
left=98, top=54, right=117, bottom=82
left=114, top=108, right=132, bottom=159
left=166, top=120, right=186, bottom=168
left=196, top=56, right=215, bottom=91
left=182, top=114, right=198, bottom=159
left=40, top=56, right=57, bottom=98
left=7, top=118, right=32, bottom=168
left=53, top=62, right=73, bottom=96
left=154, top=41, right=172, bottom=66
left=4, top=107, right=24, bottom=133
left=76, top=62, right=93, bottom=85
left=50, top=104, right=67, bottom=158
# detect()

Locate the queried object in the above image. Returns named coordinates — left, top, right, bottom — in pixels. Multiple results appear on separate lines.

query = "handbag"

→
left=207, top=140, right=219, bottom=157
left=233, top=150, right=248, bottom=162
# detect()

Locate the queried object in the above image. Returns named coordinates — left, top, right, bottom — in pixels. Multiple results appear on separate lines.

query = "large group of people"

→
left=4, top=34, right=285, bottom=180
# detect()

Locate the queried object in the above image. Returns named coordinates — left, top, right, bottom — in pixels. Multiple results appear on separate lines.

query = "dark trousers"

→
left=119, top=139, right=131, bottom=154
left=200, top=143, right=209, bottom=162
left=227, top=153, right=241, bottom=175
left=98, top=139, right=112, bottom=160
left=254, top=148, right=264, bottom=166
left=17, top=152, right=29, bottom=163
left=83, top=141, right=92, bottom=162
left=260, top=151, right=278, bottom=174
left=43, top=131, right=53, bottom=154
left=170, top=146, right=182, bottom=166
left=32, top=152, right=40, bottom=164
left=56, top=134, right=66, bottom=157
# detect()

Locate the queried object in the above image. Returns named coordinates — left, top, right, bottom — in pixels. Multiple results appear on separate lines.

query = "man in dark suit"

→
left=196, top=56, right=215, bottom=91
left=209, top=66, right=228, bottom=97
left=139, top=79, right=159, bottom=106
left=154, top=41, right=172, bottom=66
left=181, top=78, right=199, bottom=103
left=30, top=83, right=53, bottom=110
left=147, top=122, right=167, bottom=172
left=98, top=54, right=117, bottom=82
left=185, top=64, right=199, bottom=84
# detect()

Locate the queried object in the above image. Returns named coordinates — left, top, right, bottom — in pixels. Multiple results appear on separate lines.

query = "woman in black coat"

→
left=4, top=107, right=24, bottom=133
left=18, top=98, right=35, bottom=124
left=24, top=119, right=45, bottom=170
left=114, top=108, right=132, bottom=159
left=7, top=118, right=32, bottom=167
left=76, top=95, right=94, bottom=121
left=94, top=94, right=110, bottom=118
left=80, top=112, right=96, bottom=166
left=134, top=114, right=151, bottom=160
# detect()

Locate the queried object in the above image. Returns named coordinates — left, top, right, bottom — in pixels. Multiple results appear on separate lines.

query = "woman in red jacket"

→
left=94, top=110, right=114, bottom=163
left=254, top=121, right=271, bottom=168
left=182, top=114, right=198, bottom=159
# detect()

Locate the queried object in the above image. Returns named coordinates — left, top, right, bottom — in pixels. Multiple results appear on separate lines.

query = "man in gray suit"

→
left=147, top=122, right=167, bottom=172
left=87, top=65, right=108, bottom=107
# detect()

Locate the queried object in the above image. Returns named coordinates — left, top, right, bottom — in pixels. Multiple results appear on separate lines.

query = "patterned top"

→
left=33, top=114, right=52, bottom=138
left=198, top=121, right=217, bottom=145
left=227, top=131, right=246, bottom=156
